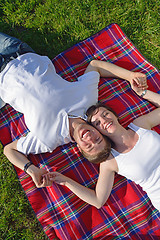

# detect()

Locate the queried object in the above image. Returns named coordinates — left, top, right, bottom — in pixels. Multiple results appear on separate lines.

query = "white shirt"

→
left=0, top=53, right=100, bottom=154
left=111, top=123, right=160, bottom=211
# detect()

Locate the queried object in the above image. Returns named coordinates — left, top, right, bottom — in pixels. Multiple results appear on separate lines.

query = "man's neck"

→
left=69, top=117, right=85, bottom=140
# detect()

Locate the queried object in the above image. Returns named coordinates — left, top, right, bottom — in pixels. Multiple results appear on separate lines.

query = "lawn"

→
left=0, top=0, right=159, bottom=239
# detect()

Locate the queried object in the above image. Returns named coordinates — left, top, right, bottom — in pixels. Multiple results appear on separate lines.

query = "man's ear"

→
left=77, top=144, right=82, bottom=152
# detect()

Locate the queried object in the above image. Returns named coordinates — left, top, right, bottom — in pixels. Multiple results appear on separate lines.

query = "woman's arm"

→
left=47, top=159, right=115, bottom=209
left=85, top=60, right=148, bottom=90
left=3, top=141, right=51, bottom=187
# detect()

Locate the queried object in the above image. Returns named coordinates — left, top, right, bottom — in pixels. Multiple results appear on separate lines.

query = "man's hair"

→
left=86, top=102, right=118, bottom=124
left=80, top=136, right=112, bottom=164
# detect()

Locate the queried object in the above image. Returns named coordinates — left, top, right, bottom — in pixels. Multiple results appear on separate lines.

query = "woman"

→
left=46, top=79, right=160, bottom=212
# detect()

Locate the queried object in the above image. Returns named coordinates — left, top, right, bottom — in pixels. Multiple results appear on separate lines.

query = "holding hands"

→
left=30, top=167, right=53, bottom=188
left=42, top=171, right=68, bottom=187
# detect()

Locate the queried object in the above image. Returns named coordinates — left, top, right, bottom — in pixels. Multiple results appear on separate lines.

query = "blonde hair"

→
left=80, top=136, right=111, bottom=164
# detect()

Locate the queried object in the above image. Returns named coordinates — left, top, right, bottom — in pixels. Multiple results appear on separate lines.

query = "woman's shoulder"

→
left=132, top=114, right=152, bottom=130
left=100, top=153, right=118, bottom=172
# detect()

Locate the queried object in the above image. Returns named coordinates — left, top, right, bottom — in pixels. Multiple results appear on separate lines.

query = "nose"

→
left=90, top=131, right=99, bottom=143
left=100, top=117, right=106, bottom=129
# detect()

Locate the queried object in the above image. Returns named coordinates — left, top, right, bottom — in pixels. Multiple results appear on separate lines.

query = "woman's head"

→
left=86, top=102, right=118, bottom=136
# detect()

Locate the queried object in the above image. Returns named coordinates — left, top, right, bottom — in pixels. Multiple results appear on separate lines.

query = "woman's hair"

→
left=86, top=102, right=118, bottom=124
left=80, top=135, right=112, bottom=164
left=82, top=102, right=117, bottom=164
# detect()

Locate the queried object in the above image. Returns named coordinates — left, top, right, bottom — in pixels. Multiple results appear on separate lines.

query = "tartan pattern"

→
left=1, top=23, right=160, bottom=239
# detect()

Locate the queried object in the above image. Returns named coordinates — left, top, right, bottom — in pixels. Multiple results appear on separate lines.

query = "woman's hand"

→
left=44, top=171, right=69, bottom=186
left=44, top=162, right=115, bottom=209
left=130, top=72, right=148, bottom=93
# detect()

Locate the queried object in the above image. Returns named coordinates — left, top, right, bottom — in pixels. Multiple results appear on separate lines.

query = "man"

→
left=0, top=32, right=147, bottom=187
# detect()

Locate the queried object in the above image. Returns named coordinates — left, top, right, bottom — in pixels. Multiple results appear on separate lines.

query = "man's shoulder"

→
left=77, top=71, right=100, bottom=83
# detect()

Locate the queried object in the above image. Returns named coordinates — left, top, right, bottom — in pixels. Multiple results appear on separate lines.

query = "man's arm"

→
left=85, top=60, right=148, bottom=90
left=132, top=87, right=160, bottom=129
left=3, top=141, right=51, bottom=187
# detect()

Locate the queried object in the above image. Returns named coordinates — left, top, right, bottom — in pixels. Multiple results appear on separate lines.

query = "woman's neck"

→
left=110, top=126, right=138, bottom=153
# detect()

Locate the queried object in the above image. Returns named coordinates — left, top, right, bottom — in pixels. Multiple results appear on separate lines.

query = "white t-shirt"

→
left=0, top=53, right=100, bottom=154
left=111, top=123, right=160, bottom=211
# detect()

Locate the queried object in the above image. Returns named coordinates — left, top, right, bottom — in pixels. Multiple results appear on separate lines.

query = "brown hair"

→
left=80, top=135, right=111, bottom=164
left=86, top=102, right=118, bottom=124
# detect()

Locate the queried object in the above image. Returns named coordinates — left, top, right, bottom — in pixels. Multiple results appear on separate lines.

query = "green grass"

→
left=0, top=0, right=159, bottom=65
left=0, top=143, right=48, bottom=240
left=0, top=0, right=160, bottom=239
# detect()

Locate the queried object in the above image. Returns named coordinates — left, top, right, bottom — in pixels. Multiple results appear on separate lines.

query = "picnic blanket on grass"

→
left=1, top=23, right=160, bottom=240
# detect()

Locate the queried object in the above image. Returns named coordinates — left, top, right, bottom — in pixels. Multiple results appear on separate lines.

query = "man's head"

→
left=72, top=120, right=111, bottom=163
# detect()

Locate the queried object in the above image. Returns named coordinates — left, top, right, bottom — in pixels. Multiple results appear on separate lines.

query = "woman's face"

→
left=90, top=107, right=119, bottom=136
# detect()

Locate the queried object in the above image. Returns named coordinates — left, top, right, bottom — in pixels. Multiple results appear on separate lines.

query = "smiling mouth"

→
left=81, top=129, right=90, bottom=139
left=105, top=121, right=113, bottom=130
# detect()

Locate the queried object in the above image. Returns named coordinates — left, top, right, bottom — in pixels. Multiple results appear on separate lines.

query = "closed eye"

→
left=86, top=145, right=94, bottom=152
left=86, top=138, right=103, bottom=153
left=98, top=138, right=103, bottom=144
left=86, top=144, right=92, bottom=149
left=95, top=120, right=100, bottom=127
left=102, top=111, right=109, bottom=118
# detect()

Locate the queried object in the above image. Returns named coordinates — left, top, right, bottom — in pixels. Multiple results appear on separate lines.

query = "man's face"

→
left=73, top=122, right=107, bottom=155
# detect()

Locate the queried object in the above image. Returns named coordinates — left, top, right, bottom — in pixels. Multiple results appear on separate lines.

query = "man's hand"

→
left=3, top=141, right=53, bottom=188
left=28, top=166, right=52, bottom=188
left=129, top=72, right=148, bottom=93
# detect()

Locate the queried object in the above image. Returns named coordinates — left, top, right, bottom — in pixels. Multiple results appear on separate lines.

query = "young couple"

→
left=1, top=32, right=160, bottom=211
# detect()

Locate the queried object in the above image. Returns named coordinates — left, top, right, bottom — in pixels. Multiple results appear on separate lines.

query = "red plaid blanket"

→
left=1, top=23, right=160, bottom=240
